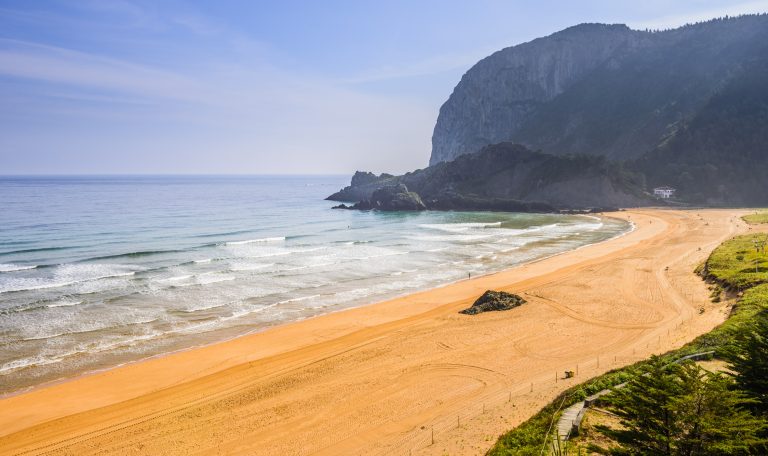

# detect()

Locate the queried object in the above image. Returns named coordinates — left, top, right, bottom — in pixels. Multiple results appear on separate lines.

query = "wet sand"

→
left=0, top=209, right=746, bottom=455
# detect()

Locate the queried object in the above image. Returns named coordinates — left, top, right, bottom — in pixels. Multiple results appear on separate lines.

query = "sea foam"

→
left=0, top=263, right=38, bottom=273
left=224, top=237, right=286, bottom=246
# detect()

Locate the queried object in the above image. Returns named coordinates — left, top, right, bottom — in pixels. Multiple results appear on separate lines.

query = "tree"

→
left=726, top=309, right=768, bottom=414
left=599, top=357, right=766, bottom=455
left=671, top=363, right=765, bottom=455
left=601, top=357, right=682, bottom=454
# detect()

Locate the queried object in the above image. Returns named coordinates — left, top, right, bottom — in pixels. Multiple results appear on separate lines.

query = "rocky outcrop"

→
left=327, top=172, right=397, bottom=202
left=430, top=15, right=768, bottom=169
left=328, top=143, right=650, bottom=211
left=334, top=184, right=426, bottom=211
left=459, top=290, right=526, bottom=315
left=351, top=171, right=393, bottom=187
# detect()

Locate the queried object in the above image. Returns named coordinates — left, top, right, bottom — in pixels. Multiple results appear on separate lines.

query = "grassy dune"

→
left=742, top=210, right=768, bottom=224
left=705, top=233, right=768, bottom=289
left=488, top=234, right=768, bottom=455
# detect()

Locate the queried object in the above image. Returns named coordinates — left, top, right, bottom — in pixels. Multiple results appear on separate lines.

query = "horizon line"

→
left=0, top=173, right=353, bottom=177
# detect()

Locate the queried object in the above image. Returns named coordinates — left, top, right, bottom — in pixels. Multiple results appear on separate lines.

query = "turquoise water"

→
left=0, top=176, right=629, bottom=393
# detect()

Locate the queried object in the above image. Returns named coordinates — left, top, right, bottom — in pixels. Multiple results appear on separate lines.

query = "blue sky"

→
left=1, top=0, right=767, bottom=174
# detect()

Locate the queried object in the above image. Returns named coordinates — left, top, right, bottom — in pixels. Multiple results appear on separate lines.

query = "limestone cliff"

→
left=430, top=23, right=642, bottom=165
left=430, top=15, right=768, bottom=175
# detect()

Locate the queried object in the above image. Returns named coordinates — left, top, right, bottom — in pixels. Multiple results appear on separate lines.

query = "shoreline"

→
left=0, top=209, right=746, bottom=455
left=0, top=213, right=629, bottom=400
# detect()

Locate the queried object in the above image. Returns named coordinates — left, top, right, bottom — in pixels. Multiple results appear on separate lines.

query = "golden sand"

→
left=0, top=209, right=747, bottom=455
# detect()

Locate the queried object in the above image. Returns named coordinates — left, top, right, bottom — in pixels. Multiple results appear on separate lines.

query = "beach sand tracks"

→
left=0, top=209, right=751, bottom=456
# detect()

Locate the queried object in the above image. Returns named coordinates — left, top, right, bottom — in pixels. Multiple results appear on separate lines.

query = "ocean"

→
left=0, top=175, right=630, bottom=394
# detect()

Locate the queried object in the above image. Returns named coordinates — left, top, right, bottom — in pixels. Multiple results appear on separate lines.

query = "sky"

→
left=1, top=0, right=767, bottom=175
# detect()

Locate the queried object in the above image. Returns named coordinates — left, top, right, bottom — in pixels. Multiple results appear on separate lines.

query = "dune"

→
left=0, top=209, right=747, bottom=456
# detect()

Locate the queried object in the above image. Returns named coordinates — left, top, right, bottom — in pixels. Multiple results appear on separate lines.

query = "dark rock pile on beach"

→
left=459, top=290, right=526, bottom=315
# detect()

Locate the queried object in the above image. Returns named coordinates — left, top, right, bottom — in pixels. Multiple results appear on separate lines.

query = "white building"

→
left=653, top=186, right=676, bottom=199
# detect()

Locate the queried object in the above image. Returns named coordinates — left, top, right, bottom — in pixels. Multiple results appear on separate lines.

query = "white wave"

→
left=158, top=274, right=194, bottom=283
left=195, top=272, right=236, bottom=285
left=0, top=263, right=141, bottom=294
left=277, top=261, right=337, bottom=272
left=229, top=262, right=274, bottom=272
left=419, top=222, right=501, bottom=233
left=46, top=300, right=84, bottom=308
left=0, top=263, right=38, bottom=273
left=236, top=246, right=324, bottom=259
left=522, top=223, right=559, bottom=233
left=159, top=271, right=237, bottom=288
left=224, top=303, right=280, bottom=321
left=224, top=236, right=286, bottom=246
left=194, top=258, right=213, bottom=264
left=0, top=355, right=60, bottom=375
left=411, top=234, right=494, bottom=242
left=21, top=332, right=67, bottom=341
left=0, top=331, right=165, bottom=375
left=276, top=294, right=320, bottom=305
left=390, top=268, right=417, bottom=276
left=547, top=222, right=602, bottom=234
left=20, top=317, right=160, bottom=342
left=176, top=302, right=230, bottom=313
left=351, top=250, right=409, bottom=260
left=215, top=295, right=324, bottom=322
left=0, top=271, right=136, bottom=294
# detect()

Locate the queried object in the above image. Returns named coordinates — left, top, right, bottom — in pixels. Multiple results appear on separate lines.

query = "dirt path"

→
left=0, top=209, right=746, bottom=456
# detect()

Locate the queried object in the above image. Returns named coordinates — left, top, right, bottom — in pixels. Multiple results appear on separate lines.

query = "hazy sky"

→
left=2, top=0, right=767, bottom=175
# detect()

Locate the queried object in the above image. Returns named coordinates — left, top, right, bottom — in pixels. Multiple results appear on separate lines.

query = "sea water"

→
left=0, top=175, right=629, bottom=394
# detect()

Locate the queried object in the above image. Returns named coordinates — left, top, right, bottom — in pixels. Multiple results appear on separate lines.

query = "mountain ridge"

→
left=331, top=14, right=768, bottom=209
left=431, top=15, right=768, bottom=169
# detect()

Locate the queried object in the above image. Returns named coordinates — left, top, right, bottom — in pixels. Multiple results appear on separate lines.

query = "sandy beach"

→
left=0, top=209, right=747, bottom=455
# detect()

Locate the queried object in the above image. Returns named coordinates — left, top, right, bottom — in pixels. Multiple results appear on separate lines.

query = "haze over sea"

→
left=0, top=175, right=629, bottom=394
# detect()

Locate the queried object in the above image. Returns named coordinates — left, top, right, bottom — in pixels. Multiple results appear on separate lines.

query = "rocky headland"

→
left=328, top=143, right=648, bottom=211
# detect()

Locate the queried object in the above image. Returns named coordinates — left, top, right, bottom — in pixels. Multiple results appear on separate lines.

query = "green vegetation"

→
left=726, top=308, right=768, bottom=413
left=632, top=54, right=768, bottom=205
left=487, top=369, right=638, bottom=456
left=742, top=210, right=768, bottom=225
left=704, top=234, right=768, bottom=289
left=596, top=359, right=765, bottom=455
left=487, top=234, right=768, bottom=455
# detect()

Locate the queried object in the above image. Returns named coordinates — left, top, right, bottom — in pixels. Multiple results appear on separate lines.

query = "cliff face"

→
left=329, top=143, right=650, bottom=211
left=335, top=15, right=768, bottom=209
left=430, top=15, right=768, bottom=167
left=430, top=23, right=643, bottom=165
